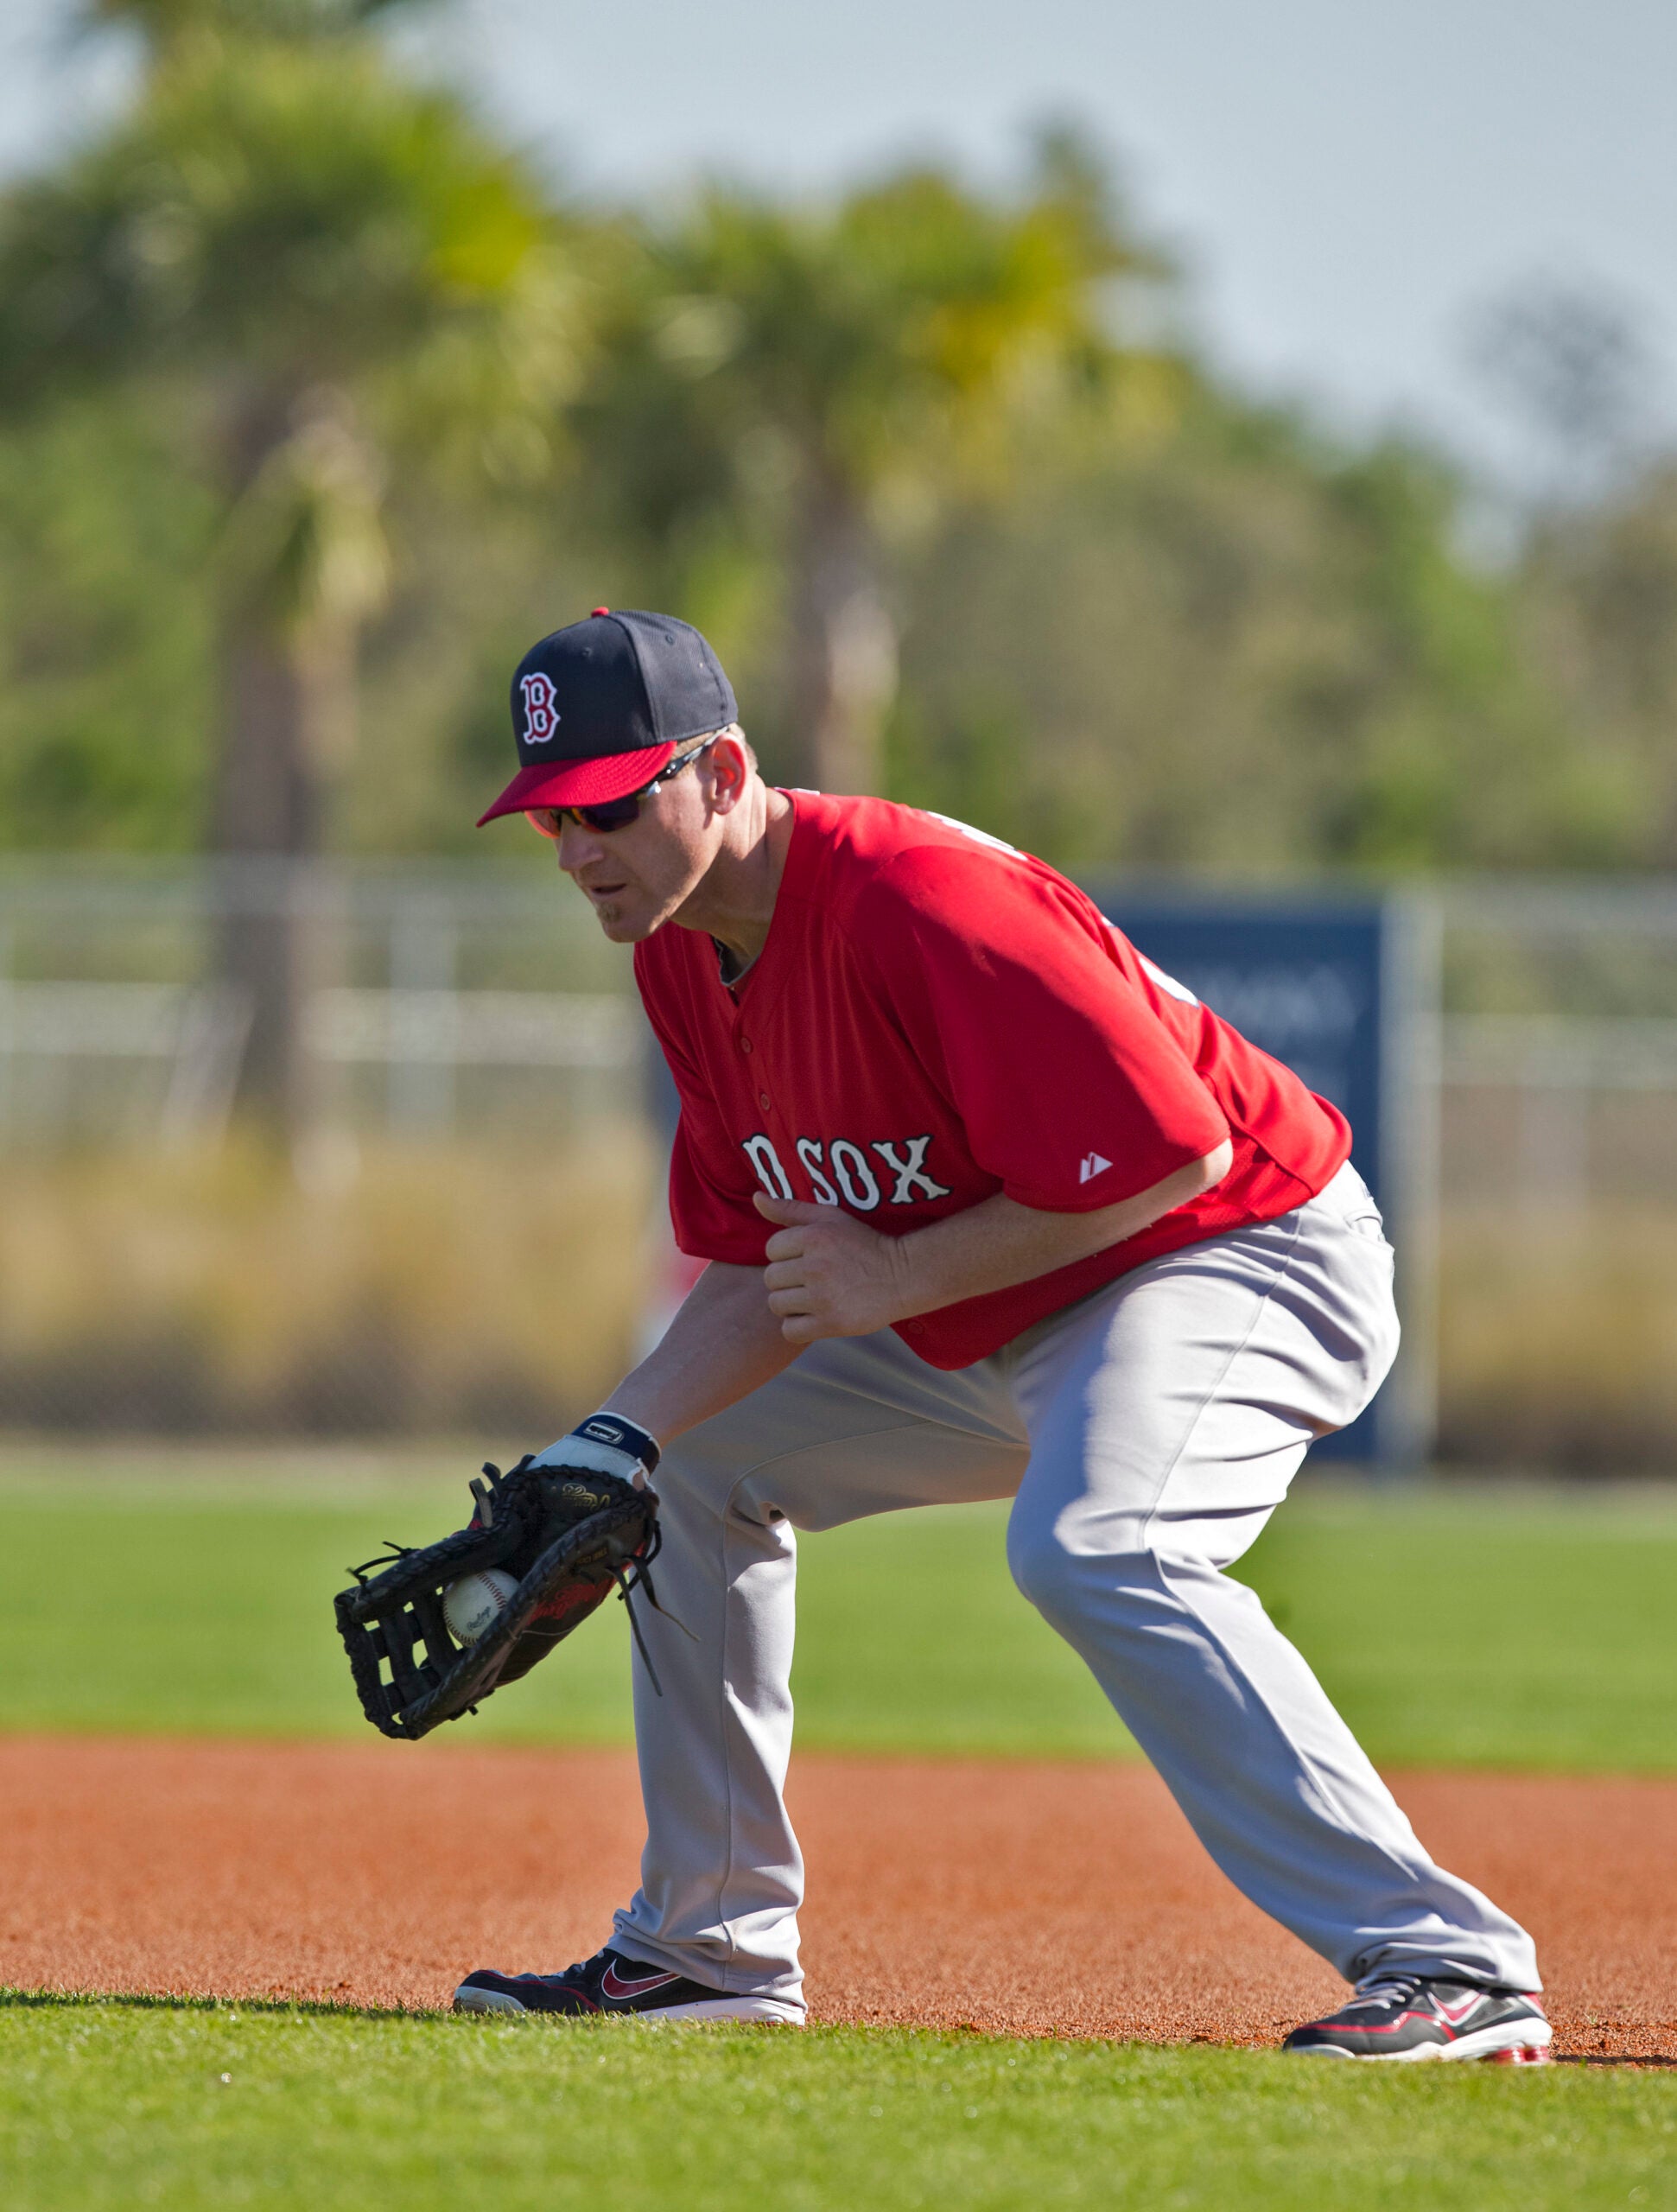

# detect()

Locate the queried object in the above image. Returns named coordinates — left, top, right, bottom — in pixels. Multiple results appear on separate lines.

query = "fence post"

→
left=0, top=922, right=11, bottom=1145
left=1378, top=892, right=1443, bottom=1469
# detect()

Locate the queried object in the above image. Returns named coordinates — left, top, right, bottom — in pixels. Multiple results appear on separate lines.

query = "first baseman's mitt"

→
left=334, top=1434, right=668, bottom=1742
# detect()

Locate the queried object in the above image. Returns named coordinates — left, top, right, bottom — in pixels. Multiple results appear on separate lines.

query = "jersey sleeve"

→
left=862, top=845, right=1230, bottom=1211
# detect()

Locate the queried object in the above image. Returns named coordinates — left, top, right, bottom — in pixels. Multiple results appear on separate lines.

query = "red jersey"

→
left=634, top=793, right=1351, bottom=1370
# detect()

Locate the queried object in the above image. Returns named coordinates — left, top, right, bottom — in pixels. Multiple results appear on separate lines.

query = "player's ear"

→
left=704, top=731, right=752, bottom=814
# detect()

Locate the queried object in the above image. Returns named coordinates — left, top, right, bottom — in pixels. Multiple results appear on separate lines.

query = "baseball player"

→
left=454, top=607, right=1549, bottom=2062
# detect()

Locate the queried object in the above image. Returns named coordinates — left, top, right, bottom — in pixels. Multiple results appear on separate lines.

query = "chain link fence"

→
left=0, top=859, right=655, bottom=1437
left=3, top=860, right=1675, bottom=1467
left=1433, top=883, right=1677, bottom=1467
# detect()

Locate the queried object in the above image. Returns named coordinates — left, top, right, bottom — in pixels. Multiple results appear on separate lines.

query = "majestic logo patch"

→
left=519, top=671, right=560, bottom=744
left=1078, top=1152, right=1112, bottom=1184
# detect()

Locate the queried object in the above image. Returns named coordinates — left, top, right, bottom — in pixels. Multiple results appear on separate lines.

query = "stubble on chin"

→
left=596, top=906, right=643, bottom=944
left=594, top=899, right=659, bottom=944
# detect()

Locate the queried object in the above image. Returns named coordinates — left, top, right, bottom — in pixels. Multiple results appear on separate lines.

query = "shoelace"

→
left=603, top=1532, right=676, bottom=1696
left=1354, top=1974, right=1432, bottom=2006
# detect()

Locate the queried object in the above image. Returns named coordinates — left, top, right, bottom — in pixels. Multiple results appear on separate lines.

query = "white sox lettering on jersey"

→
left=741, top=1134, right=954, bottom=1213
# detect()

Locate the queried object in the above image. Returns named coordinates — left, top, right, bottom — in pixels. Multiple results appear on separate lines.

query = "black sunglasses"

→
left=524, top=735, right=720, bottom=837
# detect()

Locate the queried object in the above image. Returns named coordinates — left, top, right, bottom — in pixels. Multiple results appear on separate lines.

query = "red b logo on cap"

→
left=519, top=671, right=559, bottom=744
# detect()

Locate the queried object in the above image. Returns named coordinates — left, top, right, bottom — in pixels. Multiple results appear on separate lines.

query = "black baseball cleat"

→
left=453, top=1945, right=804, bottom=2024
left=1284, top=1974, right=1552, bottom=2063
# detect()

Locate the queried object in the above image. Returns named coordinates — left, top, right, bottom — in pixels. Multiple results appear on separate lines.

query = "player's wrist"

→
left=873, top=1221, right=941, bottom=1324
left=534, top=1411, right=662, bottom=1484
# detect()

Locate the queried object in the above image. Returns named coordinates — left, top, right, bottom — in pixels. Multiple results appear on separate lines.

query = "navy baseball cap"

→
left=477, top=607, right=738, bottom=827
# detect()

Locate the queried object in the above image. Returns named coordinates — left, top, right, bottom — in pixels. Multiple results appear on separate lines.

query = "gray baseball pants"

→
left=612, top=1162, right=1540, bottom=2009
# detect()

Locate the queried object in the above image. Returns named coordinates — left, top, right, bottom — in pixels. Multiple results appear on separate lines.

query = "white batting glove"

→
left=533, top=1412, right=662, bottom=1488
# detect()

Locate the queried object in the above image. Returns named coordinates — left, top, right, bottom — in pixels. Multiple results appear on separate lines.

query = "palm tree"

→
left=578, top=132, right=1149, bottom=793
left=0, top=1, right=581, bottom=1135
left=81, top=0, right=413, bottom=58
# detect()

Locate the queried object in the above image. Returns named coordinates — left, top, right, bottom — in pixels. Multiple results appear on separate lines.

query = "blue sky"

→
left=4, top=0, right=1674, bottom=484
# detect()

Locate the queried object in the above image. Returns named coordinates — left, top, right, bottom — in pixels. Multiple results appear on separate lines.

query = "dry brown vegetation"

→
left=4, top=1130, right=1674, bottom=1468
left=0, top=1128, right=654, bottom=1436
left=1438, top=1205, right=1677, bottom=1471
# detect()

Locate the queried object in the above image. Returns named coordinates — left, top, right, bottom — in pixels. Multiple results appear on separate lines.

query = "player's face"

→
left=550, top=758, right=731, bottom=942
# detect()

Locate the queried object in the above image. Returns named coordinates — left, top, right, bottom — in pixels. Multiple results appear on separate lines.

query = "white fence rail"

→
left=308, top=988, right=638, bottom=1071
left=1443, top=1014, right=1677, bottom=1089
left=3, top=863, right=1677, bottom=1457
left=0, top=976, right=642, bottom=1147
left=0, top=860, right=644, bottom=1149
left=7, top=867, right=1677, bottom=1164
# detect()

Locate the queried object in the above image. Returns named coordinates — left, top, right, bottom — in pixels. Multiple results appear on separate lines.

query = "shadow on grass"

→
left=11, top=1989, right=1675, bottom=2065
left=1554, top=2054, right=1677, bottom=2069
left=0, top=1986, right=431, bottom=2024
left=0, top=1988, right=792, bottom=2037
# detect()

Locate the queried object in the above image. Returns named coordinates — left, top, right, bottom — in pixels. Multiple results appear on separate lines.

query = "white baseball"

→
left=442, top=1568, right=518, bottom=1645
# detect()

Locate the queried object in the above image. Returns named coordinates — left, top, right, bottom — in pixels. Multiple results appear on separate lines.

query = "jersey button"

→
left=739, top=1036, right=753, bottom=1053
left=759, top=1091, right=772, bottom=1110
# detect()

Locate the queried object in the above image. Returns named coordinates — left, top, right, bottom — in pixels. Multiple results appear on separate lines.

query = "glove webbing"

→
left=342, top=1464, right=689, bottom=1714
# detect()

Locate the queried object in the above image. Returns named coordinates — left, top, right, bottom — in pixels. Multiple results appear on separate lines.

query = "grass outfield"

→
left=0, top=1454, right=1672, bottom=1765
left=3, top=1469, right=1673, bottom=2210
left=3, top=1998, right=1674, bottom=2212
left=0, top=1455, right=1674, bottom=1765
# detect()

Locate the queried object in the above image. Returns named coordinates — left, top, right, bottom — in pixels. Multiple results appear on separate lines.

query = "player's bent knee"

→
left=1006, top=1528, right=1195, bottom=1631
left=1005, top=1523, right=1089, bottom=1617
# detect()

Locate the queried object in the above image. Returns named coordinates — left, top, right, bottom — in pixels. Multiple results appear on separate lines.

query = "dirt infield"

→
left=2, top=1737, right=1672, bottom=2057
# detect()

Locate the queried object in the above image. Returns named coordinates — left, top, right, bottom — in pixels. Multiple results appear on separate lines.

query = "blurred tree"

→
left=83, top=0, right=416, bottom=51
left=575, top=130, right=1155, bottom=792
left=0, top=397, right=215, bottom=849
left=0, top=0, right=582, bottom=1135
left=1515, top=464, right=1677, bottom=865
left=3, top=46, right=1669, bottom=899
left=1464, top=276, right=1655, bottom=504
left=892, top=397, right=1604, bottom=877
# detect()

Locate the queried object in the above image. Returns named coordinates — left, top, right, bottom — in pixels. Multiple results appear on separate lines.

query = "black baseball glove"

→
left=333, top=1415, right=670, bottom=1742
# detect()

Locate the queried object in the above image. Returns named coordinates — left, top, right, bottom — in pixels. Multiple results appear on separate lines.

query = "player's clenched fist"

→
left=754, top=1193, right=912, bottom=1342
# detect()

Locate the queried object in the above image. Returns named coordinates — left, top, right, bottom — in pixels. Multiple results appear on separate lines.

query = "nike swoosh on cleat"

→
left=600, top=1964, right=683, bottom=2002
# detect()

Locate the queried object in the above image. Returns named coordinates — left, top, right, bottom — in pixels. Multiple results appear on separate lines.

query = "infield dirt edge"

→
left=3, top=1737, right=1672, bottom=2060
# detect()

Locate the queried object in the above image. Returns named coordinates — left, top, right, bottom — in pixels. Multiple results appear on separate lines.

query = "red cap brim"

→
left=476, top=743, right=679, bottom=828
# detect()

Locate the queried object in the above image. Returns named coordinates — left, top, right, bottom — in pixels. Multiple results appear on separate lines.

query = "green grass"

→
left=3, top=1996, right=1673, bottom=2212
left=1235, top=1485, right=1677, bottom=1770
left=0, top=1452, right=1674, bottom=1766
left=3, top=1465, right=1672, bottom=2208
